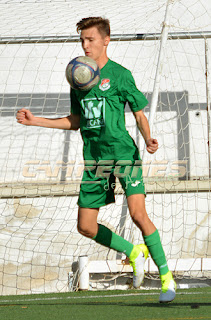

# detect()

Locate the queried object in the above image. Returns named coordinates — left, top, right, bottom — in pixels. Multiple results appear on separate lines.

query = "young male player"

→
left=16, top=17, right=176, bottom=302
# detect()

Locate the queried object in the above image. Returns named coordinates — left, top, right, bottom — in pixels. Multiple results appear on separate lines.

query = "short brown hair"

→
left=76, top=17, right=110, bottom=37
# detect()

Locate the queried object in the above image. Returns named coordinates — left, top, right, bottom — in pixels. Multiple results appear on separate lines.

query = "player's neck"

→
left=96, top=55, right=109, bottom=69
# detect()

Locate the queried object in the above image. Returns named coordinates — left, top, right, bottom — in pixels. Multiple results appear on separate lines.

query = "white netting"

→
left=0, top=0, right=210, bottom=294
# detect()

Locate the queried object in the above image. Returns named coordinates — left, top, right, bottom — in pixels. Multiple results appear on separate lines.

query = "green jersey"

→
left=71, top=59, right=148, bottom=162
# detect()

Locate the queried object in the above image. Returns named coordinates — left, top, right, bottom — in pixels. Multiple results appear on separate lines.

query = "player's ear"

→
left=104, top=36, right=110, bottom=47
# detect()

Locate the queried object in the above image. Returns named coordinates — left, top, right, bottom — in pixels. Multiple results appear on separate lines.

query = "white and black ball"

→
left=66, top=56, right=100, bottom=91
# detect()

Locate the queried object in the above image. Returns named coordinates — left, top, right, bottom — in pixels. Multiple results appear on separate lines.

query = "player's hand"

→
left=16, top=108, right=35, bottom=126
left=146, top=138, right=158, bottom=154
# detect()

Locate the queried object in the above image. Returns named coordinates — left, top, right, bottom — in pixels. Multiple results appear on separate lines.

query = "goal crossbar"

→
left=0, top=31, right=211, bottom=45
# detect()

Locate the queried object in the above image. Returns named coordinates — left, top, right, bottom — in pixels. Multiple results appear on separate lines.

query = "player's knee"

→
left=130, top=209, right=148, bottom=225
left=77, top=221, right=94, bottom=238
left=77, top=221, right=87, bottom=236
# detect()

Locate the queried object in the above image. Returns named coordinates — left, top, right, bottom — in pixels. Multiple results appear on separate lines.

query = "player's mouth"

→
left=85, top=52, right=91, bottom=56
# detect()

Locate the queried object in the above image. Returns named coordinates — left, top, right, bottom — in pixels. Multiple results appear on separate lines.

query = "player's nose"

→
left=83, top=39, right=89, bottom=49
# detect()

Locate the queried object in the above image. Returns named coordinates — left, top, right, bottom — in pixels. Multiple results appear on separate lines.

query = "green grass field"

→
left=0, top=288, right=210, bottom=320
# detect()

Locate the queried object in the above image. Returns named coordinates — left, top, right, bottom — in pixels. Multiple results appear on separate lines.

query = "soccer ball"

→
left=66, top=56, right=100, bottom=91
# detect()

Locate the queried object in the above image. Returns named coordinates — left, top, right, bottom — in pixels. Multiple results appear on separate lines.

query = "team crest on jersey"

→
left=99, top=78, right=110, bottom=91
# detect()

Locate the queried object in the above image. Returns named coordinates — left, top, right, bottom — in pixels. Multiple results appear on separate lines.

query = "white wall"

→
left=0, top=38, right=209, bottom=182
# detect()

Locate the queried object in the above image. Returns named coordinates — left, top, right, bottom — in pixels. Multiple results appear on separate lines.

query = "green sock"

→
left=93, top=224, right=134, bottom=257
left=144, top=229, right=169, bottom=276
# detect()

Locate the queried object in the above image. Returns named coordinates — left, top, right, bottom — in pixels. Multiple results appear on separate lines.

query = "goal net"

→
left=0, top=0, right=210, bottom=294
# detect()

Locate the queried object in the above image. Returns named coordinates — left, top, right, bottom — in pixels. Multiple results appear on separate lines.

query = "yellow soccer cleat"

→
left=159, top=271, right=176, bottom=303
left=129, top=244, right=149, bottom=288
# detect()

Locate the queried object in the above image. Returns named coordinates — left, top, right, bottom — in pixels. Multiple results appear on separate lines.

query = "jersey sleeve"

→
left=70, top=89, right=81, bottom=115
left=118, top=69, right=148, bottom=112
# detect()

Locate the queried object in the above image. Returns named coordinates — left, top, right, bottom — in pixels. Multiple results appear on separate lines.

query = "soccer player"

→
left=16, top=17, right=176, bottom=302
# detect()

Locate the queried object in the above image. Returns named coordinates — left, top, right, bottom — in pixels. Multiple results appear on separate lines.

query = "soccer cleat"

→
left=129, top=244, right=149, bottom=288
left=159, top=271, right=176, bottom=303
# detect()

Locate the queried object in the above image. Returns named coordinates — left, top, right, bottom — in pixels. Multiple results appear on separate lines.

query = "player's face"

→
left=80, top=27, right=110, bottom=62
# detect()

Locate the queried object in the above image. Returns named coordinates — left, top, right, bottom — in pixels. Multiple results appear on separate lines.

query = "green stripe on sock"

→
left=144, top=229, right=169, bottom=276
left=93, top=224, right=134, bottom=257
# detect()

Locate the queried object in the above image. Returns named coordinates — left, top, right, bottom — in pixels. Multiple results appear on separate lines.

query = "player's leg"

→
left=127, top=193, right=176, bottom=303
left=77, top=206, right=134, bottom=256
left=117, top=153, right=175, bottom=301
left=127, top=194, right=156, bottom=235
left=127, top=194, right=169, bottom=273
left=77, top=207, right=99, bottom=238
left=77, top=171, right=135, bottom=256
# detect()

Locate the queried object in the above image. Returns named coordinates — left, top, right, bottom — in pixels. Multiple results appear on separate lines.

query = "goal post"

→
left=0, top=0, right=211, bottom=295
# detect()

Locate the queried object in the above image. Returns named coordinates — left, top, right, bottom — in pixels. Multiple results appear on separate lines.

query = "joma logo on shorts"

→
left=131, top=180, right=141, bottom=187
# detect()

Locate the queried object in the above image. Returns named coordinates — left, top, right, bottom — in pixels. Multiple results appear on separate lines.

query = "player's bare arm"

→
left=134, top=109, right=158, bottom=154
left=16, top=108, right=80, bottom=130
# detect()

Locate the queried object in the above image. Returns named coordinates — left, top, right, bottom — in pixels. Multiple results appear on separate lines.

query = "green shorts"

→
left=78, top=159, right=145, bottom=208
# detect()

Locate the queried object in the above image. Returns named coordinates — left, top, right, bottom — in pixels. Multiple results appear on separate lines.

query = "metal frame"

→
left=0, top=31, right=211, bottom=45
